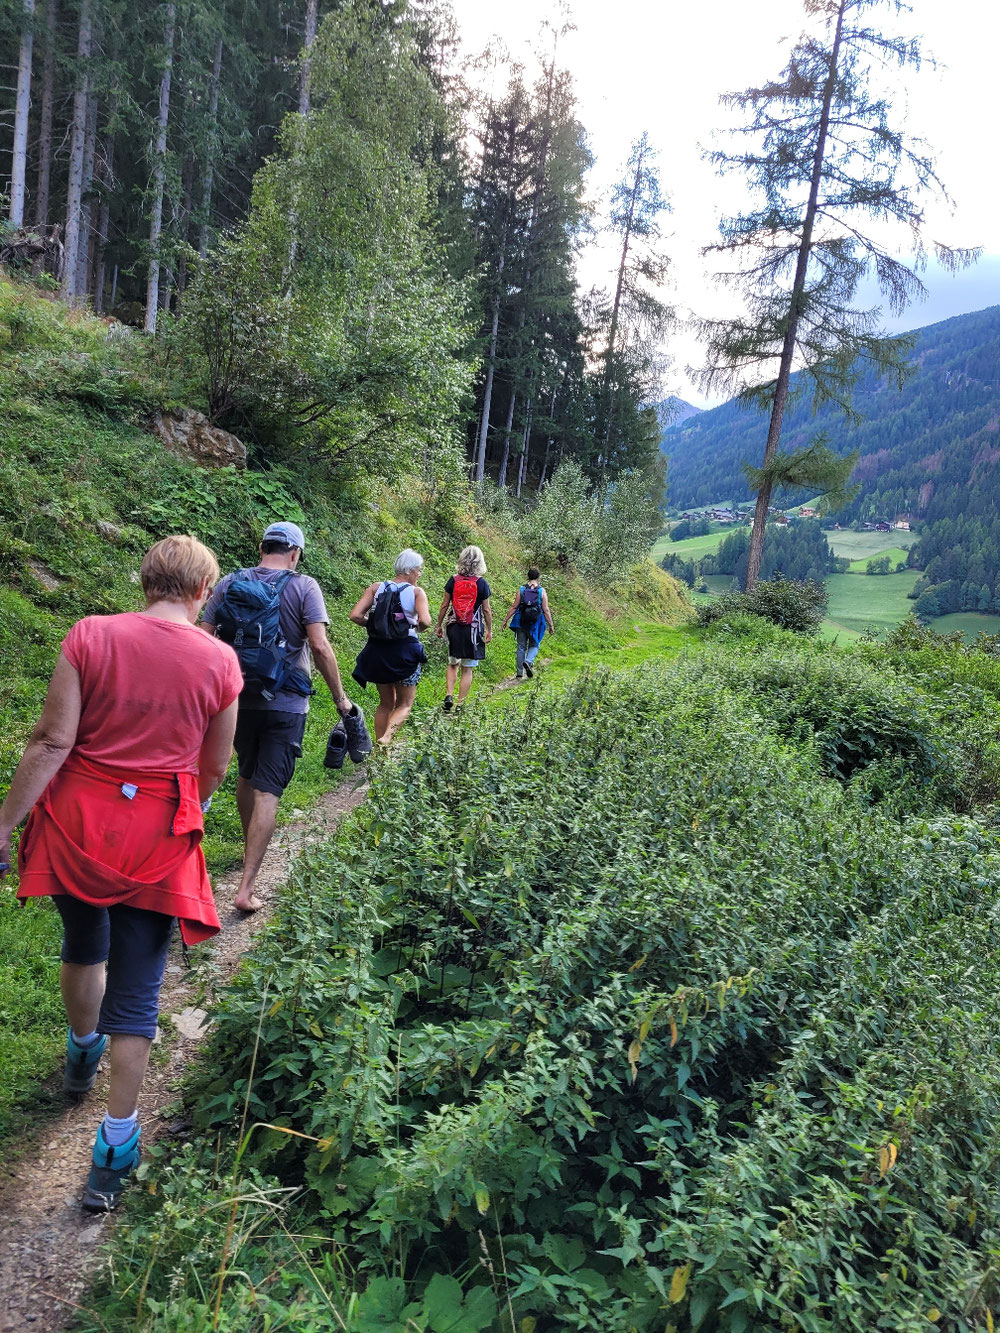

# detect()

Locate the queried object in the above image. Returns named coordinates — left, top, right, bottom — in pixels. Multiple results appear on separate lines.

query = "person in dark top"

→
left=349, top=549, right=431, bottom=744
left=436, top=545, right=492, bottom=712
left=502, top=566, right=555, bottom=679
left=202, top=522, right=355, bottom=913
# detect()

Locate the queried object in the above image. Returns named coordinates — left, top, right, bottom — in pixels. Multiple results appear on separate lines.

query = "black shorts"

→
left=234, top=709, right=307, bottom=797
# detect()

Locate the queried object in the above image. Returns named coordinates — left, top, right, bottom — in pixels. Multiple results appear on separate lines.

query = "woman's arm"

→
left=435, top=593, right=451, bottom=637
left=197, top=700, right=238, bottom=803
left=482, top=597, right=493, bottom=643
left=348, top=584, right=378, bottom=627
left=502, top=592, right=521, bottom=630
left=0, top=653, right=82, bottom=875
left=413, top=586, right=432, bottom=631
left=542, top=590, right=554, bottom=633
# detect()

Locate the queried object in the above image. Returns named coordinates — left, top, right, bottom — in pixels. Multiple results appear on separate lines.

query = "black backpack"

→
left=367, top=582, right=411, bottom=641
left=213, top=570, right=313, bottom=701
left=518, top=584, right=542, bottom=630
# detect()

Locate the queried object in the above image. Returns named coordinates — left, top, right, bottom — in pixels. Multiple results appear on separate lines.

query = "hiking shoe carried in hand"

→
left=342, top=704, right=373, bottom=763
left=323, top=720, right=349, bottom=770
left=64, top=1029, right=107, bottom=1095
left=524, top=662, right=534, bottom=679
left=442, top=695, right=454, bottom=713
left=82, top=1123, right=141, bottom=1213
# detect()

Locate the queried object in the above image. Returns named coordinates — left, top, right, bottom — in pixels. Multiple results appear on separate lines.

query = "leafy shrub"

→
left=696, top=574, right=828, bottom=633
left=87, top=658, right=1000, bottom=1330
left=520, top=461, right=663, bottom=582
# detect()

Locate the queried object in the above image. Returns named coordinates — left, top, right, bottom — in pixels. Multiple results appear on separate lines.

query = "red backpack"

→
left=451, top=575, right=480, bottom=625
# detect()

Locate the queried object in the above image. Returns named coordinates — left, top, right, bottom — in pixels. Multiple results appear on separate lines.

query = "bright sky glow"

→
left=450, top=0, right=1000, bottom=405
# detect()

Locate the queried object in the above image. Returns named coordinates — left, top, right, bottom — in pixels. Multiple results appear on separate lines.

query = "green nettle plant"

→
left=85, top=643, right=1000, bottom=1332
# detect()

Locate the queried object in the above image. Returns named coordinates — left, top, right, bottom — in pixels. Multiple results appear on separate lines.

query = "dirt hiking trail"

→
left=0, top=774, right=367, bottom=1333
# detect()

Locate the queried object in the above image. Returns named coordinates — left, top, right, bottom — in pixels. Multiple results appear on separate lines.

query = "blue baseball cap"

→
left=262, top=521, right=305, bottom=551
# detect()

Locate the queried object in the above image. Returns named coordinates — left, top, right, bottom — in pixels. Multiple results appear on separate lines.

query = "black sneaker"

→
left=323, top=720, right=349, bottom=770
left=442, top=695, right=454, bottom=713
left=64, top=1029, right=107, bottom=1095
left=82, top=1123, right=141, bottom=1213
left=342, top=704, right=373, bottom=762
left=524, top=662, right=534, bottom=679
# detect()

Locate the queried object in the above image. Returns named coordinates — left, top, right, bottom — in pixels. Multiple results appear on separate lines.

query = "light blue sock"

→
left=102, top=1111, right=138, bottom=1147
left=71, top=1029, right=101, bottom=1048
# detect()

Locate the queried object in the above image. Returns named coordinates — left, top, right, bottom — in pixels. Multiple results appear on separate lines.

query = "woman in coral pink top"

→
left=0, top=535, right=241, bottom=1212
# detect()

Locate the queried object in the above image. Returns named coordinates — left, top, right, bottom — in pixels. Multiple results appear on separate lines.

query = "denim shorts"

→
left=53, top=896, right=175, bottom=1040
left=398, top=664, right=423, bottom=687
left=448, top=657, right=479, bottom=669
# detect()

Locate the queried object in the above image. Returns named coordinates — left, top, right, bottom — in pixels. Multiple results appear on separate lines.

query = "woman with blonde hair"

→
left=0, top=535, right=241, bottom=1212
left=436, top=545, right=492, bottom=711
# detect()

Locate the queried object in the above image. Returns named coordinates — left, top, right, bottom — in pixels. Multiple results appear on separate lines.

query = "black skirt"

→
left=353, top=636, right=427, bottom=687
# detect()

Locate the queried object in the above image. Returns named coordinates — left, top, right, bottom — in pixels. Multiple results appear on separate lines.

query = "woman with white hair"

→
left=436, top=545, right=492, bottom=712
left=350, top=549, right=431, bottom=743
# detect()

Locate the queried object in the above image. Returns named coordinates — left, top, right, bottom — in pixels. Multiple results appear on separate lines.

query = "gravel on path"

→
left=0, top=774, right=367, bottom=1333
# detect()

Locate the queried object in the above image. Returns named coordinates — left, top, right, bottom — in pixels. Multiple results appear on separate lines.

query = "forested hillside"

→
left=663, top=305, right=1000, bottom=613
left=0, top=0, right=669, bottom=501
left=664, top=305, right=1000, bottom=514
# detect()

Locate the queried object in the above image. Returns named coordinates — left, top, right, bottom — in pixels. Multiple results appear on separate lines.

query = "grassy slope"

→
left=0, top=279, right=690, bottom=1147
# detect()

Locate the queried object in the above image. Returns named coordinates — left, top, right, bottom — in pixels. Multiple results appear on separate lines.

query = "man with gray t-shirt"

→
left=203, top=521, right=354, bottom=912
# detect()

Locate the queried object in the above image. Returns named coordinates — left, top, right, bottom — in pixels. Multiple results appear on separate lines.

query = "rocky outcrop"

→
left=151, top=409, right=247, bottom=469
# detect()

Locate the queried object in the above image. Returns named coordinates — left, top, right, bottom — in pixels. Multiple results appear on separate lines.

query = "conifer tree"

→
left=702, top=0, right=978, bottom=590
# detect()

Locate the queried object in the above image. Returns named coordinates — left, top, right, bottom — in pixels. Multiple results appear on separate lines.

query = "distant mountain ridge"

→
left=661, top=305, right=1000, bottom=518
left=657, top=396, right=703, bottom=432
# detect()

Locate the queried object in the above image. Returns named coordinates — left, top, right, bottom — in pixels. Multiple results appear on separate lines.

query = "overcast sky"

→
left=450, top=0, right=1000, bottom=406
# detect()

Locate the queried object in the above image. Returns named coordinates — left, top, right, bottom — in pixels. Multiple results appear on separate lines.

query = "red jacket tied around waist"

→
left=18, top=754, right=221, bottom=945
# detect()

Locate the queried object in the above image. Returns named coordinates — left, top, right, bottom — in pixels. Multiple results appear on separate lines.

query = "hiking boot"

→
left=442, top=695, right=454, bottom=713
left=524, top=662, right=534, bottom=679
left=323, top=720, right=349, bottom=770
left=64, top=1029, right=107, bottom=1096
left=342, top=704, right=372, bottom=763
left=82, top=1123, right=142, bottom=1213
left=516, top=671, right=525, bottom=681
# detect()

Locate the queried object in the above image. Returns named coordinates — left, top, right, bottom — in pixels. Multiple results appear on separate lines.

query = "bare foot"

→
left=234, top=894, right=263, bottom=914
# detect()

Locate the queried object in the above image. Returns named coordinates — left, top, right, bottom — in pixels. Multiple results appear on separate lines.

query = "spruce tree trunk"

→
left=497, top=391, right=516, bottom=489
left=515, top=397, right=533, bottom=498
left=474, top=253, right=503, bottom=482
left=93, top=129, right=115, bottom=312
left=298, top=0, right=318, bottom=114
left=744, top=0, right=847, bottom=592
left=10, top=0, right=36, bottom=229
left=176, top=152, right=195, bottom=299
left=198, top=35, right=223, bottom=257
left=93, top=107, right=117, bottom=311
left=76, top=90, right=98, bottom=300
left=145, top=1, right=176, bottom=335
left=61, top=0, right=94, bottom=304
left=33, top=0, right=56, bottom=229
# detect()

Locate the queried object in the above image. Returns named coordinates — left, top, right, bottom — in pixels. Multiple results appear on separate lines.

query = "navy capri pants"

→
left=53, top=896, right=175, bottom=1040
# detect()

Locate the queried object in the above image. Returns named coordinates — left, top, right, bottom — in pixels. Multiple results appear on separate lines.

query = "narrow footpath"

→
left=0, top=774, right=368, bottom=1333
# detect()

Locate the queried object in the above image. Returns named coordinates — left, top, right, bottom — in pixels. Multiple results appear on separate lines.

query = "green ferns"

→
left=87, top=643, right=1000, bottom=1331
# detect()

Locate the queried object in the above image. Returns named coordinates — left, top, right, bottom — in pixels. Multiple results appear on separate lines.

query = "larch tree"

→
left=702, top=0, right=978, bottom=591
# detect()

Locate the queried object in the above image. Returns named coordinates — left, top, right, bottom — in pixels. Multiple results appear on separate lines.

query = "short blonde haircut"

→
left=140, top=534, right=221, bottom=602
left=455, top=544, right=486, bottom=578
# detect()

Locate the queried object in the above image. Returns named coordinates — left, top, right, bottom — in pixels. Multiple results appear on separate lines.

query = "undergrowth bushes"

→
left=83, top=648, right=1000, bottom=1332
left=696, top=575, right=829, bottom=633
